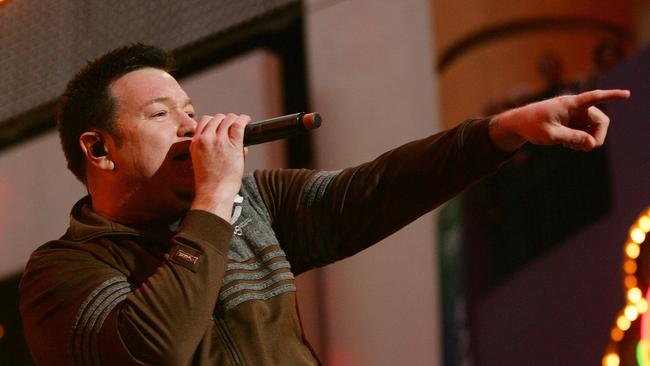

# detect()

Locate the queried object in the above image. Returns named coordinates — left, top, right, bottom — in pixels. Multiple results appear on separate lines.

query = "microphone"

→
left=244, top=112, right=322, bottom=146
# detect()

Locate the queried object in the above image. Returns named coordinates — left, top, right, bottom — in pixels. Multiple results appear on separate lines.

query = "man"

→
left=19, top=44, right=629, bottom=365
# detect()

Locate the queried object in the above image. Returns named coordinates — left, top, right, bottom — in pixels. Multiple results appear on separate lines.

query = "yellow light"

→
left=637, top=299, right=649, bottom=313
left=639, top=216, right=650, bottom=232
left=631, top=228, right=646, bottom=244
left=611, top=327, right=624, bottom=342
left=628, top=287, right=643, bottom=302
left=603, top=352, right=620, bottom=366
left=624, top=260, right=638, bottom=274
left=625, top=275, right=638, bottom=289
left=625, top=305, right=639, bottom=321
left=626, top=242, right=641, bottom=259
left=617, top=315, right=631, bottom=330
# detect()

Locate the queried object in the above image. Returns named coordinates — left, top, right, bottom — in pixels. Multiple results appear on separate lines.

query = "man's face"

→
left=107, top=68, right=197, bottom=214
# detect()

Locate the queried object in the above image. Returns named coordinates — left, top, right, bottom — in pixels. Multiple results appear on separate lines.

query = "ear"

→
left=80, top=131, right=115, bottom=171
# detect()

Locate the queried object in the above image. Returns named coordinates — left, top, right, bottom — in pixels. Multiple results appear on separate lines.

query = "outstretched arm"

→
left=488, top=89, right=631, bottom=152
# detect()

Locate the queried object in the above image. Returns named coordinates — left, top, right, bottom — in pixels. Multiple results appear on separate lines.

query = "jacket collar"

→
left=65, top=196, right=141, bottom=242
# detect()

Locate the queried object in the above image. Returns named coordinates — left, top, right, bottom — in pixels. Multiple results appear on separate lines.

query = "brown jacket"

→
left=20, top=118, right=509, bottom=365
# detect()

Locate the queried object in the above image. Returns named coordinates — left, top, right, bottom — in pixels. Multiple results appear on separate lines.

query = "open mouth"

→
left=173, top=152, right=191, bottom=162
left=169, top=140, right=193, bottom=163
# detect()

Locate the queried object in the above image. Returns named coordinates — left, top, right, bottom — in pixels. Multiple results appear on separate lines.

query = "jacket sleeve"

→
left=253, top=118, right=512, bottom=274
left=19, top=209, right=232, bottom=366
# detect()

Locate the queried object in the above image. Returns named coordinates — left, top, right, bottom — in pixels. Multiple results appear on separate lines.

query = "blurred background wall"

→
left=0, top=0, right=648, bottom=365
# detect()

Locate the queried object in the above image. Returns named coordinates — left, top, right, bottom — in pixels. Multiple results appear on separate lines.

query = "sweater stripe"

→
left=71, top=276, right=132, bottom=366
left=222, top=261, right=292, bottom=285
left=218, top=244, right=296, bottom=314
left=220, top=272, right=295, bottom=300
left=225, top=250, right=285, bottom=271
left=304, top=171, right=340, bottom=208
left=298, top=170, right=340, bottom=266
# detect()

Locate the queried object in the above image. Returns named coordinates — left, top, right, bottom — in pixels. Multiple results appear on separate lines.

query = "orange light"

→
left=624, top=260, right=638, bottom=274
left=625, top=275, right=638, bottom=289
left=611, top=327, right=624, bottom=342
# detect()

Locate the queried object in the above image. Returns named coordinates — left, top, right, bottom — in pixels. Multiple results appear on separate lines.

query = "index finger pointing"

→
left=575, top=89, right=631, bottom=107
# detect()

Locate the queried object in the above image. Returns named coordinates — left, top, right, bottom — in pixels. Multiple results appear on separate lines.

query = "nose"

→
left=177, top=113, right=196, bottom=138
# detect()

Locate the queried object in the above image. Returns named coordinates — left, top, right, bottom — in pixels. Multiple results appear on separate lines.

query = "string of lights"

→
left=603, top=207, right=650, bottom=366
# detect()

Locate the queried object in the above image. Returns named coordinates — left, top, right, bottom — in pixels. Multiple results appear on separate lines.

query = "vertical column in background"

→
left=305, top=0, right=442, bottom=365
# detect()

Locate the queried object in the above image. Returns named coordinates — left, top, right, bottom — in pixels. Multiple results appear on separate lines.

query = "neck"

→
left=87, top=176, right=188, bottom=225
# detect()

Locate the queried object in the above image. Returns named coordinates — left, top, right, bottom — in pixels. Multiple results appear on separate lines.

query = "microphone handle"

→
left=243, top=112, right=322, bottom=146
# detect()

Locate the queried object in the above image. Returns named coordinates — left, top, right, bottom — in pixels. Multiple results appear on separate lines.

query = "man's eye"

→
left=186, top=111, right=195, bottom=119
left=152, top=111, right=167, bottom=118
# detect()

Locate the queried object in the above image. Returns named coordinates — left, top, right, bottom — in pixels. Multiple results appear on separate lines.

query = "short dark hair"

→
left=57, top=43, right=173, bottom=183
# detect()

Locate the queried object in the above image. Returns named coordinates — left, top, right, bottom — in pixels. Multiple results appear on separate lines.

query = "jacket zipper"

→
left=213, top=316, right=243, bottom=366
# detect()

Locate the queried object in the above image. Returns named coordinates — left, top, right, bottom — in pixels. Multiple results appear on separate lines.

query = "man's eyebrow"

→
left=141, top=97, right=193, bottom=108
